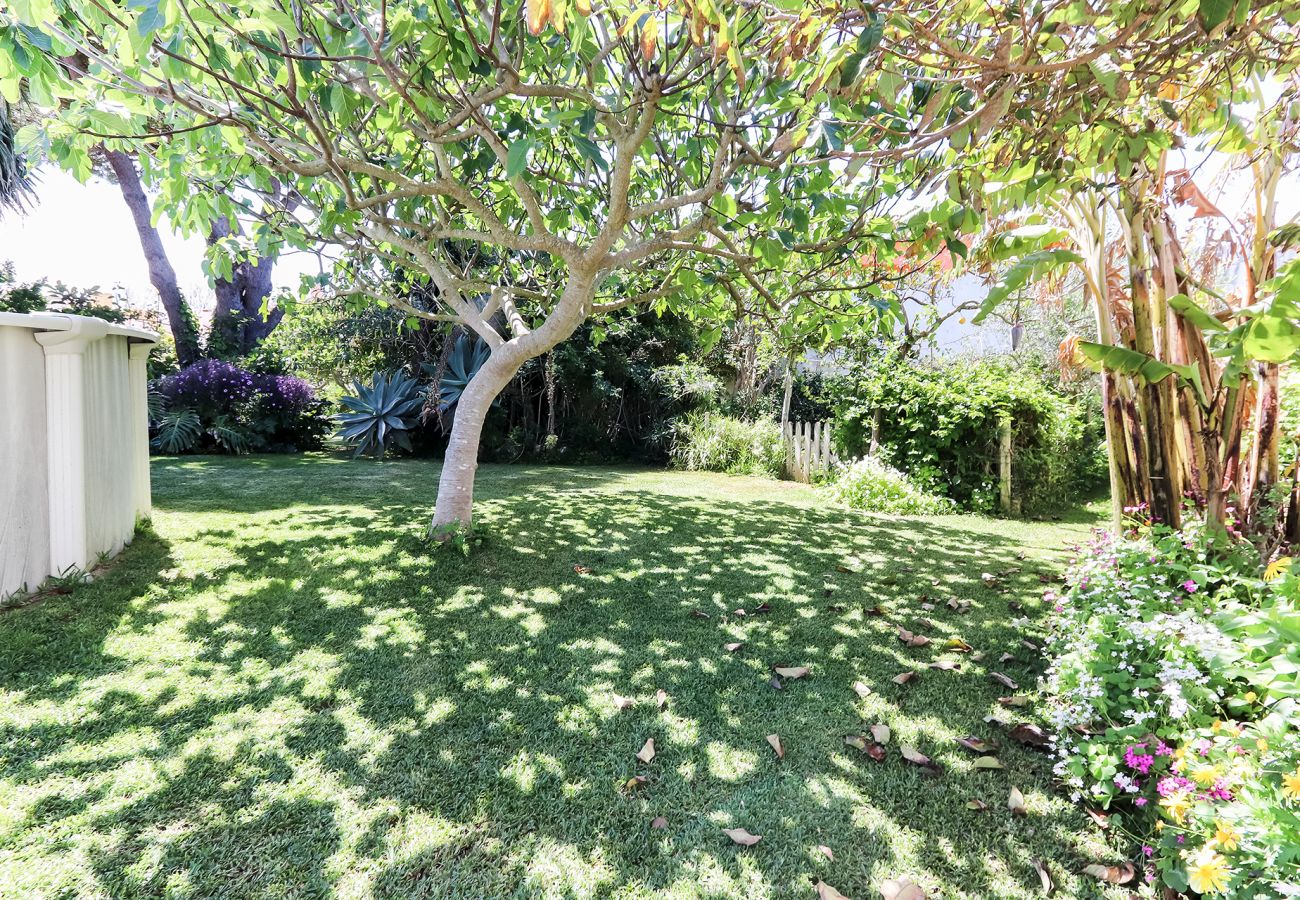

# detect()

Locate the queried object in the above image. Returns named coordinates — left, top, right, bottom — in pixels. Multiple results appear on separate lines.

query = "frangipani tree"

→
left=2, top=0, right=1264, bottom=528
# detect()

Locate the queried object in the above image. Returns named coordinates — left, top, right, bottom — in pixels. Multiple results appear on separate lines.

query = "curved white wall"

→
left=0, top=312, right=155, bottom=599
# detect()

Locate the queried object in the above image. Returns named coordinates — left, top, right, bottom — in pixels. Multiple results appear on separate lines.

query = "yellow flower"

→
left=1186, top=845, right=1231, bottom=894
left=1155, top=820, right=1165, bottom=831
left=1244, top=691, right=1257, bottom=703
left=1257, top=738, right=1269, bottom=751
left=1283, top=767, right=1300, bottom=803
left=1160, top=791, right=1192, bottom=824
left=1212, top=821, right=1240, bottom=852
left=1192, top=763, right=1221, bottom=787
left=1212, top=720, right=1221, bottom=733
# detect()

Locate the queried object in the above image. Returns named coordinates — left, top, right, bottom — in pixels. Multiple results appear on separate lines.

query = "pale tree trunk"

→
left=431, top=270, right=596, bottom=531
left=102, top=148, right=200, bottom=364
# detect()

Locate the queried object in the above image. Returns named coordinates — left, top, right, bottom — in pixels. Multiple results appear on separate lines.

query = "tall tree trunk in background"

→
left=102, top=148, right=200, bottom=364
left=207, top=215, right=281, bottom=357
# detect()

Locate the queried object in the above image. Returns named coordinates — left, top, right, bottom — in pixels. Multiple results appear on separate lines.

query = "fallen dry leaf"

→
left=573, top=564, right=593, bottom=574
left=1008, top=786, right=1027, bottom=816
left=998, top=652, right=1018, bottom=664
left=636, top=739, right=656, bottom=763
left=613, top=694, right=635, bottom=711
left=892, top=671, right=917, bottom=685
left=622, top=775, right=647, bottom=791
left=816, top=844, right=834, bottom=861
left=844, top=735, right=869, bottom=751
left=724, top=641, right=745, bottom=653
left=815, top=881, right=851, bottom=900
left=966, top=798, right=988, bottom=811
left=768, top=676, right=783, bottom=690
left=1084, top=807, right=1110, bottom=829
left=990, top=672, right=1020, bottom=691
left=1022, top=638, right=1042, bottom=652
left=774, top=666, right=809, bottom=680
left=732, top=607, right=747, bottom=617
left=870, top=724, right=891, bottom=744
left=1082, top=863, right=1135, bottom=884
left=998, top=695, right=1031, bottom=707
left=880, top=877, right=926, bottom=900
left=690, top=609, right=710, bottom=619
left=753, top=602, right=772, bottom=614
left=853, top=681, right=873, bottom=698
left=973, top=756, right=1004, bottom=770
left=900, top=745, right=940, bottom=775
left=722, top=827, right=762, bottom=847
left=956, top=736, right=996, bottom=754
left=1009, top=723, right=1049, bottom=747
left=1032, top=858, right=1054, bottom=895
left=766, top=733, right=784, bottom=759
left=865, top=604, right=886, bottom=617
left=929, top=660, right=960, bottom=671
left=919, top=602, right=935, bottom=611
left=914, top=617, right=937, bottom=631
left=651, top=815, right=668, bottom=829
left=655, top=689, right=668, bottom=709
left=945, top=637, right=974, bottom=652
left=867, top=742, right=887, bottom=761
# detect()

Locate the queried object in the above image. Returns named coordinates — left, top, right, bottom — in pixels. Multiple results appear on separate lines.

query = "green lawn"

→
left=1, top=456, right=1121, bottom=899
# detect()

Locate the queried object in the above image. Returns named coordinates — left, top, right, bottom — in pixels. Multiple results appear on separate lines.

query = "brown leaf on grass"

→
left=613, top=695, right=635, bottom=711
left=999, top=695, right=1031, bottom=707
left=914, top=617, right=937, bottom=631
left=892, top=671, right=917, bottom=685
left=900, top=745, right=940, bottom=775
left=853, top=681, right=873, bottom=698
left=574, top=564, right=593, bottom=574
left=1009, top=600, right=1026, bottom=610
left=870, top=724, right=891, bottom=744
left=919, top=602, right=935, bottom=611
left=1009, top=723, right=1049, bottom=747
left=1082, top=863, right=1135, bottom=884
left=896, top=626, right=929, bottom=648
left=880, top=877, right=926, bottom=900
left=655, top=689, right=668, bottom=709
left=867, top=742, right=887, bottom=761
left=815, top=881, right=851, bottom=900
left=1008, top=786, right=1027, bottom=816
left=966, top=798, right=988, bottom=811
left=732, top=608, right=747, bottom=617
left=1031, top=858, right=1055, bottom=895
left=766, top=734, right=784, bottom=759
left=865, top=604, right=886, bottom=617
left=690, top=609, right=711, bottom=619
left=636, top=739, right=656, bottom=763
left=816, top=844, right=835, bottom=861
left=622, top=775, right=647, bottom=791
left=651, top=816, right=668, bottom=829
left=836, top=563, right=857, bottom=574
left=972, top=756, right=1004, bottom=770
left=929, top=660, right=960, bottom=671
left=768, top=676, right=784, bottom=690
left=955, top=736, right=997, bottom=754
left=753, top=602, right=772, bottom=614
left=1022, top=638, right=1043, bottom=652
left=990, top=672, right=1020, bottom=691
left=724, top=641, right=745, bottom=653
left=1084, top=807, right=1110, bottom=829
left=826, top=604, right=846, bottom=614
left=845, top=735, right=869, bottom=751
left=945, top=637, right=974, bottom=652
left=774, top=666, right=809, bottom=679
left=722, top=827, right=762, bottom=847
left=998, top=653, right=1018, bottom=664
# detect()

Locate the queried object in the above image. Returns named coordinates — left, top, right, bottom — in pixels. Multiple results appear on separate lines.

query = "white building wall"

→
left=0, top=313, right=155, bottom=599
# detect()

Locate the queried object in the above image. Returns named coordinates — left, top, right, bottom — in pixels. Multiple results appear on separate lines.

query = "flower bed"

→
left=1042, top=521, right=1300, bottom=895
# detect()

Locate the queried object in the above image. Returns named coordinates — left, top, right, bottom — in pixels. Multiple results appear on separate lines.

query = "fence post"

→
left=998, top=418, right=1013, bottom=515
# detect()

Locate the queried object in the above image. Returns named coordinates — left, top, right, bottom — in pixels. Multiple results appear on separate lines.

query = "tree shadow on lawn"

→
left=0, top=463, right=1116, bottom=899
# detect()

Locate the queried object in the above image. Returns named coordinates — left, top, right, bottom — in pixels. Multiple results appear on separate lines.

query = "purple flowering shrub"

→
left=152, top=360, right=329, bottom=454
left=1043, top=520, right=1300, bottom=894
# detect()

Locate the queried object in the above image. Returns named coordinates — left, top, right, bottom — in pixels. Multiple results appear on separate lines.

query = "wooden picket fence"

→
left=783, top=420, right=835, bottom=483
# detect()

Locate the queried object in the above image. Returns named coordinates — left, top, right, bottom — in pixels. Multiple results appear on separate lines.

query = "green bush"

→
left=669, top=412, right=784, bottom=478
left=830, top=358, right=1105, bottom=513
left=829, top=456, right=955, bottom=515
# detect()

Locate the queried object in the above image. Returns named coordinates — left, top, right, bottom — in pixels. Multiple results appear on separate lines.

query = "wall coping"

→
left=0, top=310, right=159, bottom=344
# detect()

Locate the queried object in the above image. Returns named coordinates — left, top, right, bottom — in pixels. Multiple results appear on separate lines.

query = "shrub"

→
left=1042, top=521, right=1300, bottom=895
left=830, top=358, right=1106, bottom=513
left=669, top=412, right=784, bottom=478
left=337, top=370, right=425, bottom=458
left=829, top=456, right=955, bottom=515
left=151, top=359, right=329, bottom=454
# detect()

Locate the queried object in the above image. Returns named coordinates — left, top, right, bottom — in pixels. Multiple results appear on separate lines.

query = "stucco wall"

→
left=0, top=313, right=155, bottom=599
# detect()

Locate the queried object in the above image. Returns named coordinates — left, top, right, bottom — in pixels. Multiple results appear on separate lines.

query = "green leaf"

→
left=1076, top=341, right=1208, bottom=408
left=973, top=248, right=1080, bottom=323
left=505, top=139, right=533, bottom=179
left=1197, top=0, right=1233, bottom=32
left=1168, top=293, right=1226, bottom=333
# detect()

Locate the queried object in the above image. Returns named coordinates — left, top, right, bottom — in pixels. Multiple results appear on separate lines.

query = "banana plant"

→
left=337, top=370, right=425, bottom=459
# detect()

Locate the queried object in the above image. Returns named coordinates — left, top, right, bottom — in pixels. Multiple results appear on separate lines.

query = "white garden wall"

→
left=0, top=311, right=155, bottom=599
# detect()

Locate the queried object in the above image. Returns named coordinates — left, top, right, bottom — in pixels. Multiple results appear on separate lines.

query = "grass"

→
left=0, top=455, right=1121, bottom=899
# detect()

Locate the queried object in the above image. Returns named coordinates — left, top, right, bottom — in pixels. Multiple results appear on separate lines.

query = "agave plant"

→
left=422, top=333, right=492, bottom=429
left=337, top=370, right=425, bottom=459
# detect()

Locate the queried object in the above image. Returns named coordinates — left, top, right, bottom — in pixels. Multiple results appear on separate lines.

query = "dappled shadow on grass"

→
left=0, top=458, right=1113, bottom=899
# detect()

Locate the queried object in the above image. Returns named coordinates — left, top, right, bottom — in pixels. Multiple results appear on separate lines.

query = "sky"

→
left=0, top=166, right=320, bottom=317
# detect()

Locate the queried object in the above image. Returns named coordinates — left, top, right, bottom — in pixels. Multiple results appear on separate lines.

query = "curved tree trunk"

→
left=101, top=148, right=200, bottom=364
left=430, top=270, right=596, bottom=532
left=208, top=215, right=281, bottom=356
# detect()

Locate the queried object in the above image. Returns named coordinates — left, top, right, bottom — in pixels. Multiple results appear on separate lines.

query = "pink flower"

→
left=1134, top=797, right=1148, bottom=807
left=1142, top=845, right=1154, bottom=858
left=1182, top=579, right=1198, bottom=593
